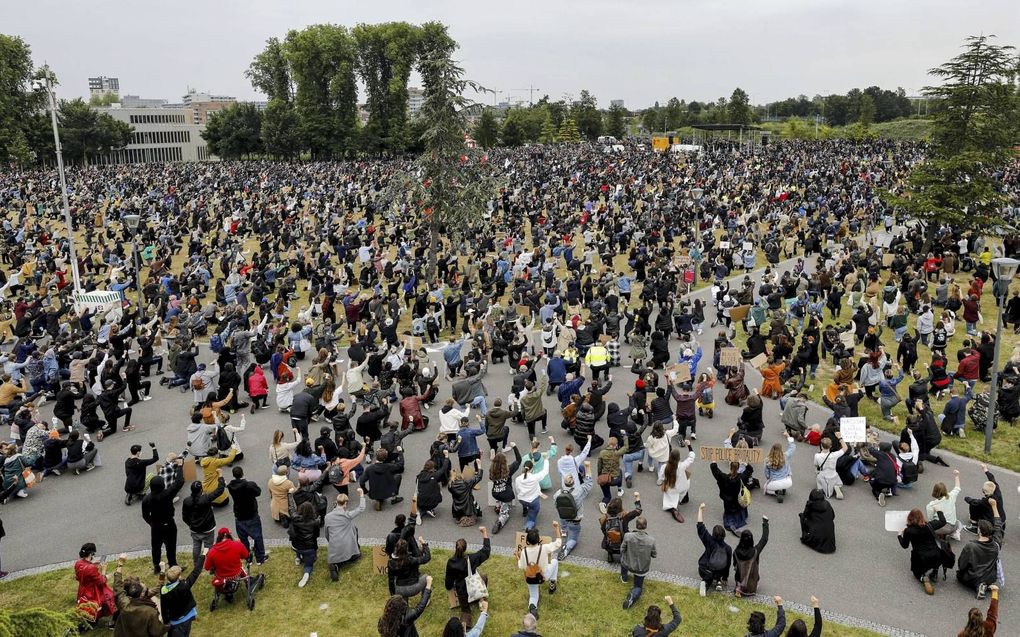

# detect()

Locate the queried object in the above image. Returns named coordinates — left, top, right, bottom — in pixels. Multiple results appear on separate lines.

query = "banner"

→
left=839, top=417, right=867, bottom=443
left=698, top=446, right=764, bottom=464
left=719, top=347, right=742, bottom=368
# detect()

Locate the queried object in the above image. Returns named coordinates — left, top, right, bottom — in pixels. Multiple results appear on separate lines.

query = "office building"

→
left=92, top=106, right=211, bottom=164
left=119, top=94, right=169, bottom=109
left=182, top=89, right=236, bottom=125
left=408, top=87, right=425, bottom=117
left=88, top=76, right=120, bottom=98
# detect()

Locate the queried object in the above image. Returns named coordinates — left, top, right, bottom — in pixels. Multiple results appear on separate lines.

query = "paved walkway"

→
left=1, top=247, right=1013, bottom=637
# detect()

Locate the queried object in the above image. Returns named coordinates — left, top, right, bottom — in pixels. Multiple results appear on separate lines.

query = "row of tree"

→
left=468, top=91, right=628, bottom=148
left=0, top=34, right=133, bottom=166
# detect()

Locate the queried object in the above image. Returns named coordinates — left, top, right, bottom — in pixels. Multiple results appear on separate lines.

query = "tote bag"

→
left=465, top=559, right=488, bottom=603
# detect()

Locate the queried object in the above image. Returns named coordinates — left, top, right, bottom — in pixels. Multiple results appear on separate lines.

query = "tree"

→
left=924, top=35, right=1020, bottom=156
left=247, top=37, right=293, bottom=103
left=202, top=103, right=263, bottom=159
left=604, top=104, right=626, bottom=139
left=472, top=108, right=499, bottom=148
left=500, top=111, right=525, bottom=147
left=664, top=97, right=685, bottom=130
left=0, top=34, right=46, bottom=165
left=354, top=22, right=421, bottom=155
left=858, top=93, right=875, bottom=126
left=385, top=21, right=494, bottom=280
left=261, top=98, right=300, bottom=159
left=88, top=92, right=118, bottom=107
left=558, top=117, right=580, bottom=143
left=56, top=99, right=131, bottom=165
left=727, top=88, right=752, bottom=125
left=539, top=114, right=557, bottom=143
left=571, top=90, right=602, bottom=140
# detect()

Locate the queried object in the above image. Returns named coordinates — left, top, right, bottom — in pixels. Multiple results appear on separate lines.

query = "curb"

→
left=2, top=537, right=926, bottom=637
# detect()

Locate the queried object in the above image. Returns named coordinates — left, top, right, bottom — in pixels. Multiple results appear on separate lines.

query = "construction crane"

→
left=510, top=85, right=540, bottom=105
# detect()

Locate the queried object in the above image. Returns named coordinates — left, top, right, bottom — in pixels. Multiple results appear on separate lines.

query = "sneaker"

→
left=85, top=464, right=95, bottom=472
left=74, top=468, right=81, bottom=476
left=620, top=572, right=629, bottom=583
left=599, top=502, right=608, bottom=514
left=921, top=575, right=934, bottom=595
left=425, top=509, right=436, bottom=518
left=548, top=580, right=557, bottom=594
left=329, top=563, right=339, bottom=582
left=625, top=475, right=633, bottom=489
left=557, top=546, right=569, bottom=561
left=834, top=485, right=844, bottom=500
left=616, top=487, right=624, bottom=497
left=878, top=492, right=886, bottom=507
left=529, top=604, right=539, bottom=621
left=623, top=593, right=636, bottom=609
left=51, top=469, right=61, bottom=476
left=951, top=528, right=962, bottom=542
left=776, top=490, right=785, bottom=504
left=415, top=512, right=423, bottom=526
left=963, top=524, right=979, bottom=534
left=636, top=463, right=644, bottom=473
left=143, top=396, right=152, bottom=401
left=298, top=573, right=309, bottom=588
left=493, top=518, right=504, bottom=534
left=977, top=583, right=987, bottom=600
left=699, top=581, right=707, bottom=597
left=16, top=490, right=28, bottom=498
left=690, top=433, right=697, bottom=440
left=390, top=496, right=404, bottom=505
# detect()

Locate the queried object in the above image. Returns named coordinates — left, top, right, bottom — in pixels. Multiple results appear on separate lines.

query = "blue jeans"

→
left=620, top=567, right=645, bottom=602
left=521, top=497, right=541, bottom=530
left=622, top=450, right=645, bottom=477
left=894, top=326, right=908, bottom=342
left=471, top=395, right=489, bottom=416
left=561, top=519, right=581, bottom=552
left=965, top=321, right=977, bottom=335
left=296, top=547, right=317, bottom=575
left=236, top=517, right=267, bottom=563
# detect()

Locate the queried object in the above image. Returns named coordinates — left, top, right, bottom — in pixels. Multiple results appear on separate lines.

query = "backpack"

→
left=215, top=426, right=232, bottom=452
left=900, top=457, right=919, bottom=485
left=555, top=490, right=578, bottom=521
left=605, top=516, right=624, bottom=546
left=252, top=339, right=271, bottom=364
left=883, top=288, right=897, bottom=305
left=191, top=377, right=205, bottom=391
left=210, top=333, right=223, bottom=353
left=326, top=463, right=346, bottom=485
left=523, top=546, right=544, bottom=582
left=707, top=544, right=729, bottom=572
left=737, top=483, right=752, bottom=509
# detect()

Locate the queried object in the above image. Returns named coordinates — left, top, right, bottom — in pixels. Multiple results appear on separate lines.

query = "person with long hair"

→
left=445, top=526, right=491, bottom=630
left=710, top=460, right=748, bottom=534
left=489, top=443, right=522, bottom=534
left=286, top=494, right=322, bottom=588
left=631, top=595, right=681, bottom=636
left=660, top=444, right=695, bottom=523
left=785, top=596, right=822, bottom=637
left=441, top=599, right=489, bottom=637
left=377, top=575, right=433, bottom=637
left=927, top=470, right=963, bottom=540
left=387, top=537, right=431, bottom=599
left=763, top=436, right=795, bottom=503
left=898, top=508, right=951, bottom=595
left=959, top=585, right=999, bottom=637
left=269, top=428, right=300, bottom=472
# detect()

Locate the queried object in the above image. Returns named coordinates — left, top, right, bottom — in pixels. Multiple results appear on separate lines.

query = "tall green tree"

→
left=261, top=98, right=300, bottom=159
left=354, top=22, right=421, bottom=155
left=202, top=103, right=263, bottom=159
left=500, top=111, right=525, bottom=146
left=727, top=88, right=752, bottom=125
left=247, top=37, right=293, bottom=104
left=558, top=117, right=580, bottom=143
left=0, top=34, right=46, bottom=165
left=472, top=108, right=499, bottom=148
left=57, top=99, right=131, bottom=165
left=571, top=90, right=602, bottom=140
left=539, top=114, right=557, bottom=143
left=857, top=93, right=875, bottom=126
left=925, top=35, right=1019, bottom=156
left=604, top=104, right=626, bottom=139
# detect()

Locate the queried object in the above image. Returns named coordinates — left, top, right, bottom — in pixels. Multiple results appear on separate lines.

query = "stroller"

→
left=210, top=568, right=265, bottom=612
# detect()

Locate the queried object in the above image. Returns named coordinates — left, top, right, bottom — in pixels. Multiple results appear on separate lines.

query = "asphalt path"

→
left=2, top=247, right=1014, bottom=636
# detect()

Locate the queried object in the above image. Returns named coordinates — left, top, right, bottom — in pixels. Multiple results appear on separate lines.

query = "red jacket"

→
left=74, top=559, right=116, bottom=619
left=399, top=393, right=427, bottom=430
left=956, top=350, right=981, bottom=381
left=203, top=539, right=249, bottom=579
left=247, top=367, right=268, bottom=397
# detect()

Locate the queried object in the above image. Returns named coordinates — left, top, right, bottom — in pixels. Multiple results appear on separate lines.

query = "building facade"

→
left=182, top=90, right=236, bottom=125
left=92, top=106, right=211, bottom=164
left=88, top=76, right=120, bottom=98
left=408, top=87, right=425, bottom=118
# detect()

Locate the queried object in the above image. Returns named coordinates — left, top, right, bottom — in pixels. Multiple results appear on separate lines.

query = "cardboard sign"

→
left=839, top=417, right=867, bottom=443
left=181, top=458, right=197, bottom=483
left=884, top=510, right=910, bottom=533
left=699, top=446, right=764, bottom=464
left=515, top=304, right=532, bottom=318
left=729, top=305, right=750, bottom=322
left=372, top=545, right=389, bottom=575
left=748, top=353, right=768, bottom=369
left=719, top=347, right=742, bottom=368
left=513, top=532, right=555, bottom=564
left=404, top=335, right=423, bottom=350
left=882, top=253, right=895, bottom=267
left=674, top=255, right=692, bottom=268
left=667, top=364, right=691, bottom=384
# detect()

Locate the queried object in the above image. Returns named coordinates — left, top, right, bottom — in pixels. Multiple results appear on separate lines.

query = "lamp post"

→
left=122, top=214, right=145, bottom=322
left=985, top=257, right=1020, bottom=453
left=35, top=75, right=82, bottom=293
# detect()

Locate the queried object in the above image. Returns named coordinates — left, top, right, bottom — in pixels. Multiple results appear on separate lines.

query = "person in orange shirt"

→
left=759, top=358, right=787, bottom=399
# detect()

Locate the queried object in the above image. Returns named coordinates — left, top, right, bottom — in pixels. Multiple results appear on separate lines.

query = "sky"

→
left=3, top=0, right=1018, bottom=109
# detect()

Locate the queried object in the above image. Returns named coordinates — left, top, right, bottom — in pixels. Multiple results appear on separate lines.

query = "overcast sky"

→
left=3, top=0, right=1018, bottom=109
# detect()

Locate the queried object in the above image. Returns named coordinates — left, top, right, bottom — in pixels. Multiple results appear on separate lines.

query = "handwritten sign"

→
left=372, top=545, right=389, bottom=575
left=839, top=417, right=867, bottom=443
left=699, top=446, right=764, bottom=464
left=882, top=254, right=895, bottom=267
left=719, top=347, right=742, bottom=368
left=719, top=241, right=730, bottom=250
left=839, top=332, right=855, bottom=349
left=515, top=304, right=532, bottom=318
left=748, top=353, right=768, bottom=369
left=742, top=241, right=753, bottom=251
left=884, top=510, right=910, bottom=533
left=667, top=364, right=691, bottom=384
left=729, top=305, right=751, bottom=322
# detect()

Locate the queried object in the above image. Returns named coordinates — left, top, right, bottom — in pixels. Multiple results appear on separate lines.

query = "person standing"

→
left=124, top=442, right=159, bottom=505
left=324, top=488, right=367, bottom=581
left=227, top=466, right=267, bottom=565
left=141, top=474, right=185, bottom=575
left=620, top=516, right=656, bottom=609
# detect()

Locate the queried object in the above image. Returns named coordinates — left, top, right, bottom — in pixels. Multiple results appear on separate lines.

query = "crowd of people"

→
left=0, top=138, right=1017, bottom=636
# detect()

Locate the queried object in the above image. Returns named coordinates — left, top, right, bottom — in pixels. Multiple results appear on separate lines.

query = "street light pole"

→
left=985, top=257, right=1020, bottom=453
left=41, top=77, right=82, bottom=293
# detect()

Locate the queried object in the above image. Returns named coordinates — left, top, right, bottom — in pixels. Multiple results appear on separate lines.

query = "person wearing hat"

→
left=203, top=527, right=249, bottom=582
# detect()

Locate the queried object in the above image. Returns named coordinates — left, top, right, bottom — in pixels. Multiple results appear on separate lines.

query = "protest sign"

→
left=839, top=417, right=867, bottom=443
left=698, top=446, right=764, bottom=464
left=884, top=511, right=910, bottom=533
left=720, top=347, right=742, bottom=368
left=729, top=305, right=750, bottom=322
left=667, top=364, right=691, bottom=384
left=372, top=546, right=388, bottom=575
left=748, top=353, right=768, bottom=369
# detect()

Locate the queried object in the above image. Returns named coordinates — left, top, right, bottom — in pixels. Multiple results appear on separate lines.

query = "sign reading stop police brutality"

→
left=698, top=446, right=764, bottom=464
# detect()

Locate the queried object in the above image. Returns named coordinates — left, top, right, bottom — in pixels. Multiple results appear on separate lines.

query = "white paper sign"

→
left=884, top=510, right=910, bottom=533
left=839, top=417, right=867, bottom=443
left=742, top=241, right=752, bottom=251
left=720, top=241, right=730, bottom=250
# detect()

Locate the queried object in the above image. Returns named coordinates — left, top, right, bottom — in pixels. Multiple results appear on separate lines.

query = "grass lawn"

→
left=0, top=547, right=883, bottom=637
left=730, top=267, right=1020, bottom=471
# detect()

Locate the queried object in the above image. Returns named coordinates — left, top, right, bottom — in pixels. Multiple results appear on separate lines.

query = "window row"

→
left=130, top=130, right=191, bottom=144
left=129, top=113, right=187, bottom=124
